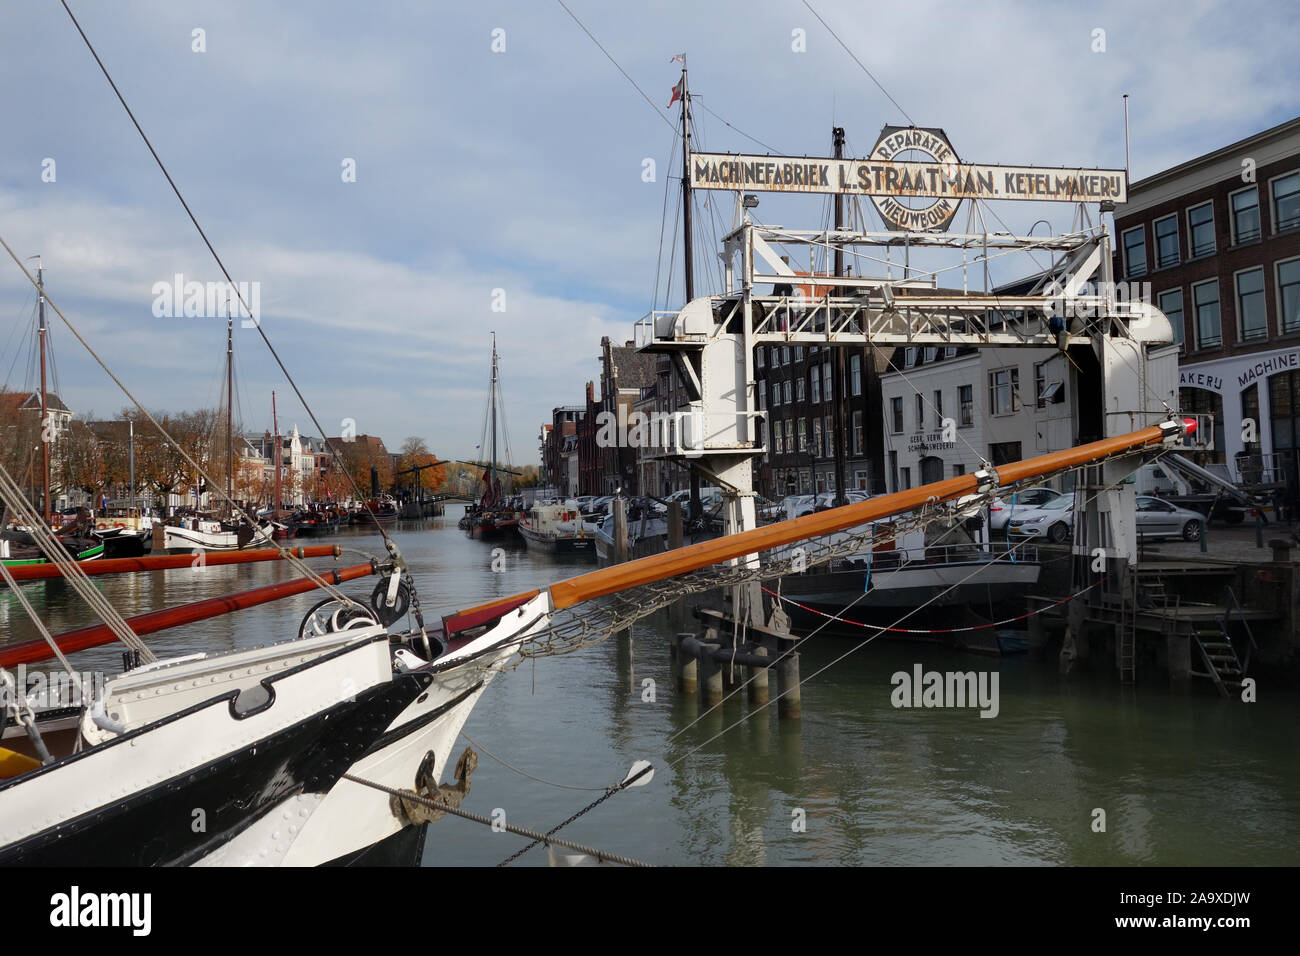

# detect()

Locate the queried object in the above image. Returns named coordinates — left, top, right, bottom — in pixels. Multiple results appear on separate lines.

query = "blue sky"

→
left=2, top=0, right=1298, bottom=464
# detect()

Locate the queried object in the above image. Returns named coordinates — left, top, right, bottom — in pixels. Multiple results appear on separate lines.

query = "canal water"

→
left=3, top=513, right=1296, bottom=866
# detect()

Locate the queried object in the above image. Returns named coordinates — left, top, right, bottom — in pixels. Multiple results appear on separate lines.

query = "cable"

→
left=552, top=0, right=678, bottom=136
left=801, top=0, right=917, bottom=127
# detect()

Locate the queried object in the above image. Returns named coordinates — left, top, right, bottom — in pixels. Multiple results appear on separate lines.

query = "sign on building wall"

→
left=689, top=125, right=1127, bottom=232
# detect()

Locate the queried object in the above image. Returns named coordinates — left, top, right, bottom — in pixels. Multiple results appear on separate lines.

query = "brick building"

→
left=1115, top=115, right=1300, bottom=502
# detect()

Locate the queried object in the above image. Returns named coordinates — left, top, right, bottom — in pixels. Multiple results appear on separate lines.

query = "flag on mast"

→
left=668, top=77, right=683, bottom=109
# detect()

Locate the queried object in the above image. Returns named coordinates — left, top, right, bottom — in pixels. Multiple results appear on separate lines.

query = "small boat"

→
left=162, top=514, right=276, bottom=552
left=519, top=501, right=598, bottom=556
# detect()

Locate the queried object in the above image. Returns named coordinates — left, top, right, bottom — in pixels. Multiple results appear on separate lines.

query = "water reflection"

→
left=3, top=510, right=1295, bottom=866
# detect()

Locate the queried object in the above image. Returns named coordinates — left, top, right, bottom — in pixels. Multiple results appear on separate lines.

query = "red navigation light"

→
left=1181, top=418, right=1198, bottom=435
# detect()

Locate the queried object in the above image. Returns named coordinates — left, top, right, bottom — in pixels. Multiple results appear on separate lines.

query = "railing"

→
left=1234, top=452, right=1283, bottom=485
left=834, top=541, right=1039, bottom=572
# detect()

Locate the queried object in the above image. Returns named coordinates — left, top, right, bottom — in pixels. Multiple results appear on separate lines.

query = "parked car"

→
left=988, top=486, right=1063, bottom=533
left=1133, top=495, right=1205, bottom=541
left=1009, top=494, right=1205, bottom=543
left=1006, top=494, right=1075, bottom=543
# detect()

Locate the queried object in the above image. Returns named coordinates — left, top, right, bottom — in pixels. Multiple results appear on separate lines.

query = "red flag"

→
left=668, top=78, right=683, bottom=109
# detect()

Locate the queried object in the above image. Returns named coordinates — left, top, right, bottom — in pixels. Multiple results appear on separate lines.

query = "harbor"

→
left=4, top=515, right=1296, bottom=867
left=1, top=0, right=1299, bottom=908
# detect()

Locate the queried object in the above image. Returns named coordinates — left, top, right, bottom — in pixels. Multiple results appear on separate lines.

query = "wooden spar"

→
left=535, top=420, right=1190, bottom=611
left=2, top=545, right=344, bottom=582
left=0, top=562, right=376, bottom=669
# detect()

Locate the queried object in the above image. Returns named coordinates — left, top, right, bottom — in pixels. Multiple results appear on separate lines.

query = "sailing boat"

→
left=0, top=262, right=105, bottom=567
left=463, top=336, right=522, bottom=538
left=160, top=314, right=274, bottom=552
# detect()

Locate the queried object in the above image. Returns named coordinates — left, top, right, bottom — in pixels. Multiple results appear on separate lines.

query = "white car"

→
left=988, top=486, right=1063, bottom=533
left=1006, top=494, right=1075, bottom=542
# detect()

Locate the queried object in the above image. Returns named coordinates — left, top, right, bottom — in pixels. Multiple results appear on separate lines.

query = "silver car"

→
left=1134, top=496, right=1205, bottom=541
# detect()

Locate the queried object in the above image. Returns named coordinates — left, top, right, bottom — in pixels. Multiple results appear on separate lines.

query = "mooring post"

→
left=700, top=627, right=723, bottom=707
left=675, top=633, right=698, bottom=694
left=1199, top=516, right=1208, bottom=553
left=748, top=645, right=770, bottom=705
left=667, top=501, right=683, bottom=551
left=775, top=634, right=801, bottom=720
left=613, top=497, right=628, bottom=564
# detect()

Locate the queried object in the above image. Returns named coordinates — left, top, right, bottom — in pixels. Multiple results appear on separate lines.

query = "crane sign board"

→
left=689, top=125, right=1127, bottom=232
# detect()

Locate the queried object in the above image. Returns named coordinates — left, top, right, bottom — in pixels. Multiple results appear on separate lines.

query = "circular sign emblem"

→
left=868, top=125, right=962, bottom=233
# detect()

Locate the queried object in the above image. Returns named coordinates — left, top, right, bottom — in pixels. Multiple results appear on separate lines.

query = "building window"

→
left=1122, top=226, right=1146, bottom=277
left=775, top=419, right=784, bottom=454
left=923, top=347, right=937, bottom=363
left=1273, top=171, right=1300, bottom=232
left=852, top=410, right=863, bottom=455
left=944, top=346, right=957, bottom=358
left=915, top=394, right=924, bottom=431
left=810, top=366, right=820, bottom=403
left=795, top=377, right=806, bottom=402
left=1236, top=267, right=1267, bottom=342
left=850, top=354, right=862, bottom=396
left=771, top=382, right=780, bottom=407
left=1193, top=279, right=1222, bottom=349
left=959, top=384, right=973, bottom=426
left=1278, top=258, right=1300, bottom=335
left=782, top=346, right=790, bottom=365
left=1158, top=288, right=1184, bottom=351
left=854, top=469, right=868, bottom=490
left=812, top=418, right=823, bottom=458
left=988, top=441, right=1022, bottom=467
left=797, top=418, right=807, bottom=451
left=824, top=414, right=833, bottom=457
left=933, top=390, right=943, bottom=428
left=1230, top=187, right=1260, bottom=243
left=1034, top=362, right=1047, bottom=404
left=756, top=348, right=764, bottom=368
left=795, top=346, right=804, bottom=361
left=890, top=396, right=903, bottom=434
left=783, top=380, right=792, bottom=404
left=904, top=347, right=918, bottom=368
left=822, top=361, right=832, bottom=402
left=1187, top=201, right=1215, bottom=257
left=952, top=463, right=965, bottom=477
left=988, top=367, right=1020, bottom=416
left=1153, top=214, right=1179, bottom=268
left=900, top=466, right=911, bottom=490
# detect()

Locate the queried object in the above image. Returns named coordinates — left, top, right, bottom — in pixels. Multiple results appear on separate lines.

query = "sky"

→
left=1, top=0, right=1298, bottom=465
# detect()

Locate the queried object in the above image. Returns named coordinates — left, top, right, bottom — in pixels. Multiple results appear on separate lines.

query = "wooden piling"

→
left=748, top=645, right=770, bottom=705
left=776, top=654, right=801, bottom=719
left=613, top=498, right=628, bottom=564
left=674, top=632, right=697, bottom=693
left=699, top=627, right=723, bottom=707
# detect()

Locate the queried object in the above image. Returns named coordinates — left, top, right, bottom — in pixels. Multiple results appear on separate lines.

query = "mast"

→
left=37, top=260, right=51, bottom=525
left=831, top=126, right=848, bottom=505
left=128, top=419, right=135, bottom=518
left=272, top=390, right=281, bottom=518
left=490, top=333, right=498, bottom=500
left=225, top=310, right=234, bottom=517
left=678, top=59, right=701, bottom=519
